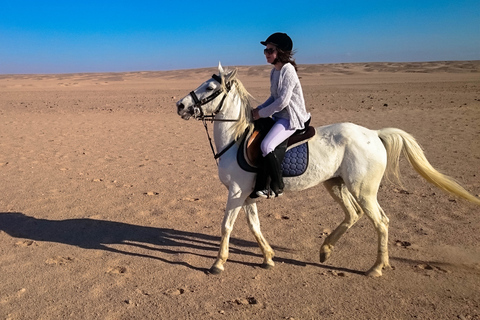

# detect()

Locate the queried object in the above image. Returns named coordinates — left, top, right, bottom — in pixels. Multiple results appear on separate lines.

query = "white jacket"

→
left=257, top=63, right=311, bottom=130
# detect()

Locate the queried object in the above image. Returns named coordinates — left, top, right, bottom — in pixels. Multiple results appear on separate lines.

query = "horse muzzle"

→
left=176, top=102, right=194, bottom=120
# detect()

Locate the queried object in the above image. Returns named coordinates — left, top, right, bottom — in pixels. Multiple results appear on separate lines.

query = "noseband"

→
left=189, top=74, right=232, bottom=121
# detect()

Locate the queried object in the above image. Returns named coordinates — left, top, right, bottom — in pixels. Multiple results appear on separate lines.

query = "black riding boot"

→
left=265, top=152, right=284, bottom=197
left=250, top=156, right=269, bottom=198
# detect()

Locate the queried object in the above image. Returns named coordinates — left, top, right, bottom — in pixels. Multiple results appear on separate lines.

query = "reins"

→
left=190, top=74, right=240, bottom=165
left=201, top=118, right=236, bottom=162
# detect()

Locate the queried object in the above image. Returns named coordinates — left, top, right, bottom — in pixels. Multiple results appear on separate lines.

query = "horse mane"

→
left=222, top=70, right=254, bottom=141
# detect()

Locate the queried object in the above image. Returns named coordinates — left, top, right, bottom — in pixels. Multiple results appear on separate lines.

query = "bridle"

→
left=188, top=74, right=239, bottom=164
left=189, top=74, right=234, bottom=121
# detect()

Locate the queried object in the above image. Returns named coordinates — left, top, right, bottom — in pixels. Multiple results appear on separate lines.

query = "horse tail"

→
left=377, top=128, right=480, bottom=205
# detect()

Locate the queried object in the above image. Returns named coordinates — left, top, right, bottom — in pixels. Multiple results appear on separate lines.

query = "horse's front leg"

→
left=210, top=188, right=246, bottom=274
left=243, top=197, right=275, bottom=269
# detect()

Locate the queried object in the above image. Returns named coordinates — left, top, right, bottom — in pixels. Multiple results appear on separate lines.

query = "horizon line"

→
left=1, top=59, right=479, bottom=76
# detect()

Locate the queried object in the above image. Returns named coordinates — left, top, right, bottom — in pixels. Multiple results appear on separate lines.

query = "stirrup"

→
left=256, top=189, right=275, bottom=199
left=256, top=189, right=283, bottom=199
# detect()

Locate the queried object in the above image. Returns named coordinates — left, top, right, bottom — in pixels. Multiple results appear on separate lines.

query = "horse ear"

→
left=218, top=62, right=224, bottom=75
left=226, top=68, right=237, bottom=82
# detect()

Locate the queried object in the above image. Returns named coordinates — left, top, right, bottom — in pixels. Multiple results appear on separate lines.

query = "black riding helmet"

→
left=261, top=32, right=293, bottom=52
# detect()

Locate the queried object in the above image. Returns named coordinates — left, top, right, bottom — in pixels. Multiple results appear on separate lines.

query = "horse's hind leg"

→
left=321, top=177, right=364, bottom=263
left=243, top=198, right=275, bottom=269
left=357, top=193, right=391, bottom=277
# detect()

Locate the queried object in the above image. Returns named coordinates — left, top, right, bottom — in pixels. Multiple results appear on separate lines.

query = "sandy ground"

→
left=0, top=61, right=479, bottom=320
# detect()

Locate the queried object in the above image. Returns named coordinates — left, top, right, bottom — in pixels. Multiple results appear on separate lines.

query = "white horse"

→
left=176, top=63, right=480, bottom=277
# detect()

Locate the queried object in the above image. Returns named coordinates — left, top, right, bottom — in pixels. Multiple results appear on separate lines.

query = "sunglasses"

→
left=263, top=48, right=276, bottom=55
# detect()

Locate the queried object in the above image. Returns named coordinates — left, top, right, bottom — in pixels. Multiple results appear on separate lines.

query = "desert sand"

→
left=0, top=61, right=479, bottom=320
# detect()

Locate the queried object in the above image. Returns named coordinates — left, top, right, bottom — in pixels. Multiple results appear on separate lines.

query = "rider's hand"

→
left=252, top=109, right=260, bottom=120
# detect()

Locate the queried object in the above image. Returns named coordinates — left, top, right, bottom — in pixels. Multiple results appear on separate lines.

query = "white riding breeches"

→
left=260, top=118, right=296, bottom=157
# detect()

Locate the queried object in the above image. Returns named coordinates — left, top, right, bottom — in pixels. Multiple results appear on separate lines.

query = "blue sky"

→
left=1, top=0, right=479, bottom=74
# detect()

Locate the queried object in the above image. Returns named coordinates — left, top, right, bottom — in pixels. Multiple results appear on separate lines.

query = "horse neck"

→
left=213, top=86, right=242, bottom=149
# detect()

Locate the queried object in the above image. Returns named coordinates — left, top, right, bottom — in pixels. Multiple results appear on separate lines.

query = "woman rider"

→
left=251, top=32, right=311, bottom=198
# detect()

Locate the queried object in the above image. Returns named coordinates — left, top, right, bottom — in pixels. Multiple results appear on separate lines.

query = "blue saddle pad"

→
left=281, top=143, right=308, bottom=177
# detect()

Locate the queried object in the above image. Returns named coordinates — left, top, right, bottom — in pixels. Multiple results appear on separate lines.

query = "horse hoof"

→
left=320, top=252, right=330, bottom=263
left=261, top=263, right=274, bottom=270
left=383, top=263, right=393, bottom=270
left=209, top=266, right=223, bottom=275
left=365, top=268, right=382, bottom=277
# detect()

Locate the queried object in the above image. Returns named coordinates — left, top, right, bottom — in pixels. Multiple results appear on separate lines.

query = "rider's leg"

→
left=258, top=119, right=295, bottom=198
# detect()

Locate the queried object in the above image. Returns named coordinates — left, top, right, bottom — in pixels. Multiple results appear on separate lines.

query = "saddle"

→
left=241, top=118, right=316, bottom=170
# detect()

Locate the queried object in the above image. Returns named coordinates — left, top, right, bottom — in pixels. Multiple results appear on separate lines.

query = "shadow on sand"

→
left=0, top=212, right=364, bottom=275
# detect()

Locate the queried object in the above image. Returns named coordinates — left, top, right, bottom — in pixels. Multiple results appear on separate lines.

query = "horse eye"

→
left=206, top=84, right=215, bottom=91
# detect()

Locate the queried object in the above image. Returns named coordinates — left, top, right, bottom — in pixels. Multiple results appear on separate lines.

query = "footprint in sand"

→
left=107, top=266, right=128, bottom=274
left=15, top=240, right=39, bottom=247
left=320, top=270, right=350, bottom=277
left=164, top=288, right=186, bottom=296
left=45, top=256, right=76, bottom=265
left=0, top=288, right=27, bottom=304
left=416, top=264, right=451, bottom=274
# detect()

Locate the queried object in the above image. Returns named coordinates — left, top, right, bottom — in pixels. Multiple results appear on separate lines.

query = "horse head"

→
left=176, top=62, right=237, bottom=120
